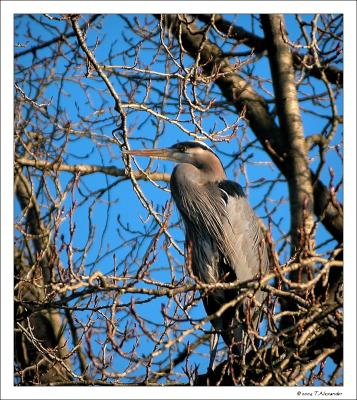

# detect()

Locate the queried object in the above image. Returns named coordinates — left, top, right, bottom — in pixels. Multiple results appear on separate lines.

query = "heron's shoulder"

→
left=217, top=180, right=245, bottom=205
left=218, top=180, right=245, bottom=198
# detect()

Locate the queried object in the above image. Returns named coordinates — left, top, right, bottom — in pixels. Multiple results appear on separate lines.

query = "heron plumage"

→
left=124, top=141, right=269, bottom=358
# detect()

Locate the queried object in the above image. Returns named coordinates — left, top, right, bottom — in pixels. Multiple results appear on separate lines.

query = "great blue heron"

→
left=123, top=141, right=269, bottom=364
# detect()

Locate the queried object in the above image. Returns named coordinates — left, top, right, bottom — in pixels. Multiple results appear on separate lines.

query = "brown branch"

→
left=70, top=15, right=123, bottom=115
left=288, top=346, right=341, bottom=386
left=261, top=14, right=315, bottom=251
left=16, top=157, right=170, bottom=183
left=15, top=169, right=72, bottom=384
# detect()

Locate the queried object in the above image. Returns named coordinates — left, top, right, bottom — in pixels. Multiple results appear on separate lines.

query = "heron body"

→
left=124, top=141, right=269, bottom=357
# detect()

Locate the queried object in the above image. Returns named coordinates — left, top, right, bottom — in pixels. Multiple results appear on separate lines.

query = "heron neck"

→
left=172, top=159, right=226, bottom=188
left=194, top=154, right=227, bottom=184
left=195, top=154, right=226, bottom=183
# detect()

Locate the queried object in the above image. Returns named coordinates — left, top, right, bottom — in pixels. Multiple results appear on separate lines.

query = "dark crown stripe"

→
left=171, top=141, right=215, bottom=154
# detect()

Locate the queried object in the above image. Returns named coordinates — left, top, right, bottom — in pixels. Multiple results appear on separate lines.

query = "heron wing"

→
left=218, top=180, right=269, bottom=284
left=218, top=180, right=269, bottom=349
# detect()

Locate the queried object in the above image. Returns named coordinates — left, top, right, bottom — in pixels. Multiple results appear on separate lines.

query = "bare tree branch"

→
left=194, top=14, right=343, bottom=87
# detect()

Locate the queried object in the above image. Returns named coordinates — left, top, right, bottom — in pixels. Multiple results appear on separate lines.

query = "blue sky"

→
left=11, top=11, right=345, bottom=387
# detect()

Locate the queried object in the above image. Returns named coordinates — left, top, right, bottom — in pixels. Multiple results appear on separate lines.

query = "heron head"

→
left=123, top=141, right=219, bottom=167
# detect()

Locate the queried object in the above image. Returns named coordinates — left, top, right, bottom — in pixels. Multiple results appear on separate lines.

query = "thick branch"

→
left=16, top=157, right=170, bottom=183
left=15, top=170, right=72, bottom=384
left=261, top=14, right=314, bottom=250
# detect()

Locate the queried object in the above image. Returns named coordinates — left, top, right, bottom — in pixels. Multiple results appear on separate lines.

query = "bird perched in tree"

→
left=123, top=141, right=269, bottom=365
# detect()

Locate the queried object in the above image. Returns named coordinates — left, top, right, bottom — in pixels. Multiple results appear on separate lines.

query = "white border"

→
left=1, top=2, right=356, bottom=399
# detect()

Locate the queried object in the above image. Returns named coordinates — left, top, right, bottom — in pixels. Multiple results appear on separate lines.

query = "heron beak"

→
left=122, top=147, right=174, bottom=161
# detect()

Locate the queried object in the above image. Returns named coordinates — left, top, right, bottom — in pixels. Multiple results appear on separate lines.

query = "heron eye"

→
left=179, top=145, right=187, bottom=153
